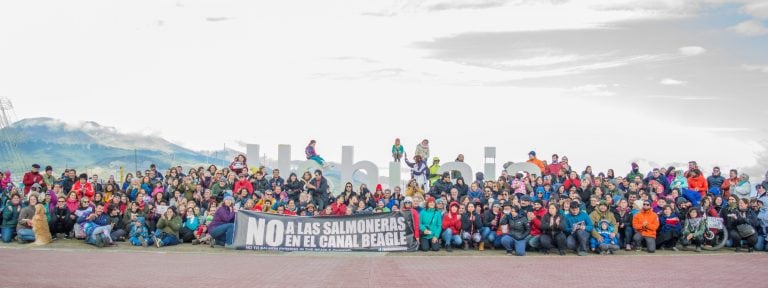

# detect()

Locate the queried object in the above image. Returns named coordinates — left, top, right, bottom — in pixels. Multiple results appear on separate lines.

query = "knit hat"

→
left=223, top=195, right=235, bottom=203
left=569, top=201, right=580, bottom=209
left=425, top=196, right=436, bottom=204
left=403, top=196, right=413, bottom=204
left=598, top=200, right=608, bottom=207
left=520, top=195, right=532, bottom=202
left=631, top=162, right=639, bottom=169
left=449, top=201, right=460, bottom=209
left=375, top=184, right=383, bottom=192
left=529, top=151, right=536, bottom=156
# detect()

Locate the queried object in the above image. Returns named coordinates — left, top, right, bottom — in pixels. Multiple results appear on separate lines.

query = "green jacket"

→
left=43, top=174, right=57, bottom=191
left=419, top=208, right=442, bottom=239
left=2, top=204, right=21, bottom=228
left=210, top=184, right=226, bottom=197
left=156, top=215, right=182, bottom=239
left=682, top=217, right=706, bottom=238
left=429, top=164, right=440, bottom=185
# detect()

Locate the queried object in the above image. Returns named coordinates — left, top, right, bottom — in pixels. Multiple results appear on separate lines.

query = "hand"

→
left=642, top=221, right=648, bottom=226
left=431, top=237, right=437, bottom=244
left=609, top=233, right=615, bottom=239
left=424, top=229, right=431, bottom=235
left=687, top=234, right=693, bottom=240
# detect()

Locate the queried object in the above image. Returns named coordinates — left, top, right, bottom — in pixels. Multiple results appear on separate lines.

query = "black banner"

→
left=231, top=211, right=419, bottom=252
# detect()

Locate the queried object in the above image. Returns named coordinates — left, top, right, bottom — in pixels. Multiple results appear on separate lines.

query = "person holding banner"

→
left=209, top=196, right=236, bottom=247
left=419, top=196, right=442, bottom=251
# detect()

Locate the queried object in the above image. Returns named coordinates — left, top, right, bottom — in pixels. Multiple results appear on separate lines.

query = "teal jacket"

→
left=419, top=208, right=442, bottom=239
left=2, top=204, right=21, bottom=228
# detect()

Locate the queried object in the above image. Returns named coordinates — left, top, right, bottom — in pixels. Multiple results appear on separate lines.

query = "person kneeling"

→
left=500, top=205, right=530, bottom=256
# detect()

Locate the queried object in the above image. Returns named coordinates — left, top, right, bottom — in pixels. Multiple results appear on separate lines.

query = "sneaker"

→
left=51, top=236, right=58, bottom=241
left=152, top=235, right=162, bottom=248
left=625, top=244, right=631, bottom=251
left=609, top=250, right=614, bottom=255
left=63, top=234, right=70, bottom=240
left=578, top=251, right=587, bottom=256
left=446, top=245, right=452, bottom=252
left=192, top=239, right=200, bottom=245
left=695, top=246, right=702, bottom=253
left=94, top=235, right=105, bottom=248
left=558, top=250, right=566, bottom=256
left=506, top=251, right=513, bottom=256
left=462, top=242, right=469, bottom=250
left=671, top=247, right=679, bottom=252
left=748, top=247, right=754, bottom=253
left=735, top=247, right=741, bottom=253
left=139, top=236, right=148, bottom=248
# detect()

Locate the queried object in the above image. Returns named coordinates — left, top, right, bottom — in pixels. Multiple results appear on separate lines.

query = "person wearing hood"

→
left=419, top=196, right=442, bottom=251
left=565, top=201, right=593, bottom=256
left=670, top=170, right=689, bottom=191
left=589, top=200, right=618, bottom=252
left=233, top=174, right=253, bottom=197
left=590, top=219, right=620, bottom=255
left=441, top=201, right=463, bottom=252
left=228, top=154, right=248, bottom=176
left=756, top=184, right=768, bottom=207
left=632, top=200, right=660, bottom=253
left=656, top=205, right=682, bottom=251
left=626, top=163, right=643, bottom=185
left=152, top=206, right=182, bottom=247
left=474, top=172, right=485, bottom=190
left=722, top=197, right=759, bottom=252
left=128, top=214, right=152, bottom=247
left=405, top=155, right=429, bottom=193
left=500, top=204, right=530, bottom=256
left=526, top=151, right=545, bottom=175
left=730, top=173, right=752, bottom=200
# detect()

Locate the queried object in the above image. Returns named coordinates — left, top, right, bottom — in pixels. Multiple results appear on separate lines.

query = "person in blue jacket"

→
left=564, top=200, right=593, bottom=256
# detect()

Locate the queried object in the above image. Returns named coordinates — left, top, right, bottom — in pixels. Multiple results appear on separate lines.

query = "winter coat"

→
left=2, top=204, right=21, bottom=228
left=540, top=213, right=565, bottom=236
left=208, top=206, right=236, bottom=232
left=564, top=210, right=593, bottom=235
left=461, top=212, right=483, bottom=234
left=157, top=215, right=182, bottom=238
left=419, top=208, right=442, bottom=240
left=658, top=213, right=682, bottom=233
left=72, top=182, right=95, bottom=200
left=682, top=216, right=706, bottom=238
left=501, top=213, right=530, bottom=240
left=589, top=210, right=618, bottom=241
left=22, top=171, right=43, bottom=194
left=632, top=209, right=660, bottom=238
left=732, top=181, right=752, bottom=200
left=442, top=211, right=461, bottom=235
left=687, top=175, right=709, bottom=198
left=234, top=179, right=253, bottom=195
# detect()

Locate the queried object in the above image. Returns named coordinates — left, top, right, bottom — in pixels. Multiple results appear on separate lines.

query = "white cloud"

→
left=572, top=84, right=616, bottom=97
left=731, top=20, right=768, bottom=36
left=660, top=78, right=687, bottom=85
left=678, top=46, right=706, bottom=56
left=743, top=1, right=768, bottom=19
left=743, top=64, right=768, bottom=73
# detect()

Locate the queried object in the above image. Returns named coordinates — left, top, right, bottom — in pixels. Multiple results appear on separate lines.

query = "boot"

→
left=478, top=241, right=485, bottom=251
left=462, top=242, right=469, bottom=250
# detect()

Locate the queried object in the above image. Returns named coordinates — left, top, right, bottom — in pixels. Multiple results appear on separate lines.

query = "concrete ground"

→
left=1, top=239, right=767, bottom=288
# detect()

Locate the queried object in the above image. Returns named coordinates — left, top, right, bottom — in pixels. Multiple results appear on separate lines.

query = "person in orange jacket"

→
left=632, top=200, right=660, bottom=253
left=527, top=151, right=546, bottom=176
left=687, top=169, right=709, bottom=198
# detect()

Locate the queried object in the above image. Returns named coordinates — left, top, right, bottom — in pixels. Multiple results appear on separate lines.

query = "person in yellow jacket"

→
left=429, top=157, right=441, bottom=186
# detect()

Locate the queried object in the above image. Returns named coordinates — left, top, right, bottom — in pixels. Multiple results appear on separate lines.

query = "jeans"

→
left=462, top=231, right=482, bottom=244
left=210, top=223, right=235, bottom=246
left=633, top=233, right=656, bottom=253
left=501, top=235, right=527, bottom=256
left=481, top=227, right=496, bottom=243
left=729, top=229, right=758, bottom=248
left=441, top=228, right=462, bottom=248
left=157, top=234, right=179, bottom=247
left=1, top=227, right=16, bottom=243
left=17, top=228, right=35, bottom=242
left=539, top=232, right=567, bottom=252
left=129, top=236, right=154, bottom=246
left=309, top=155, right=325, bottom=166
left=92, top=226, right=114, bottom=243
left=566, top=230, right=589, bottom=253
left=526, top=235, right=540, bottom=249
left=620, top=225, right=634, bottom=247
left=755, top=235, right=766, bottom=251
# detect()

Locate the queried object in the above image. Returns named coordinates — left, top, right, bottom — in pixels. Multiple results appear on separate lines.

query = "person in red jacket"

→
left=526, top=210, right=542, bottom=251
left=233, top=174, right=253, bottom=196
left=441, top=201, right=463, bottom=252
left=687, top=170, right=709, bottom=198
left=22, top=164, right=44, bottom=195
left=563, top=171, right=581, bottom=191
left=72, top=173, right=94, bottom=200
left=330, top=196, right=347, bottom=216
left=402, top=197, right=420, bottom=243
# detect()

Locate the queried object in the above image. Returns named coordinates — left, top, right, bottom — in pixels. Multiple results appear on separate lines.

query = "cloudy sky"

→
left=1, top=0, right=767, bottom=176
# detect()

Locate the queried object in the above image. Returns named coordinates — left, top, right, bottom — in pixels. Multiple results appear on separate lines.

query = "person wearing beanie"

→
left=209, top=195, right=237, bottom=247
left=428, top=156, right=441, bottom=187
left=419, top=196, right=442, bottom=252
left=441, top=201, right=462, bottom=252
left=632, top=200, right=660, bottom=253
left=526, top=151, right=545, bottom=175
left=564, top=201, right=593, bottom=256
left=589, top=200, right=618, bottom=253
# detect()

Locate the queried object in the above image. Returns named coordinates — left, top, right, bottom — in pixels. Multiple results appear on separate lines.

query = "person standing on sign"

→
left=209, top=196, right=236, bottom=247
left=392, top=138, right=404, bottom=162
left=404, top=155, right=429, bottom=193
left=419, top=196, right=442, bottom=252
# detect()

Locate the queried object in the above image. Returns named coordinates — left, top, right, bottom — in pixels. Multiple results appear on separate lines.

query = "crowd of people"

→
left=2, top=139, right=768, bottom=257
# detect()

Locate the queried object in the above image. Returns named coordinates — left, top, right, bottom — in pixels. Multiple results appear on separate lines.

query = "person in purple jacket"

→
left=209, top=195, right=237, bottom=247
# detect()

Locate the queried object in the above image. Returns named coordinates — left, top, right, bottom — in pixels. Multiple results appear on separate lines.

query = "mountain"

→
left=0, top=117, right=242, bottom=175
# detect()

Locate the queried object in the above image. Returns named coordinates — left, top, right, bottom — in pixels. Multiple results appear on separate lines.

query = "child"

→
left=591, top=220, right=620, bottom=255
left=129, top=215, right=153, bottom=247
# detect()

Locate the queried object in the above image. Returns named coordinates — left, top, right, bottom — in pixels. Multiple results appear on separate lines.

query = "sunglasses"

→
left=58, top=200, right=65, bottom=203
left=643, top=204, right=651, bottom=206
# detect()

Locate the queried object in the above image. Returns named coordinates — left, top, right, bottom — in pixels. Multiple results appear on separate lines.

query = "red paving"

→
left=1, top=248, right=767, bottom=288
